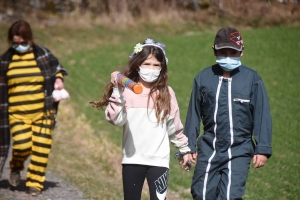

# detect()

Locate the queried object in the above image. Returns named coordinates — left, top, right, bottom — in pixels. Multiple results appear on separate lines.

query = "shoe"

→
left=9, top=171, right=20, bottom=187
left=29, top=187, right=41, bottom=196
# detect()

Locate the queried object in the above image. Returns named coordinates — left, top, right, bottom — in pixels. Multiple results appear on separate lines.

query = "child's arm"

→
left=105, top=87, right=127, bottom=126
left=183, top=77, right=202, bottom=154
left=251, top=76, right=272, bottom=158
left=167, top=88, right=191, bottom=156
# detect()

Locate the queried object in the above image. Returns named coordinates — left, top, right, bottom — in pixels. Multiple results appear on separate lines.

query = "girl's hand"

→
left=253, top=154, right=267, bottom=169
left=111, top=71, right=120, bottom=88
left=189, top=152, right=198, bottom=164
left=180, top=154, right=191, bottom=172
left=54, top=78, right=64, bottom=90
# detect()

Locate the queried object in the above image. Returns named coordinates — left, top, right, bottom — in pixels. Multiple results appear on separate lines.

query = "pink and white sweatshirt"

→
left=105, top=86, right=191, bottom=168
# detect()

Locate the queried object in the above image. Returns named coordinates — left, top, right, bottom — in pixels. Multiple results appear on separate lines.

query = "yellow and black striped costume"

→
left=7, top=52, right=63, bottom=190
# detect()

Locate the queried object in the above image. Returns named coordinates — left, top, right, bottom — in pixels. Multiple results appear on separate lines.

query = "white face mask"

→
left=138, top=67, right=161, bottom=83
left=13, top=44, right=30, bottom=53
left=216, top=57, right=241, bottom=71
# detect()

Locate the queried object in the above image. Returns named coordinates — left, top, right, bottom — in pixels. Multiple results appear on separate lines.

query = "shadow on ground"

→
left=0, top=178, right=58, bottom=192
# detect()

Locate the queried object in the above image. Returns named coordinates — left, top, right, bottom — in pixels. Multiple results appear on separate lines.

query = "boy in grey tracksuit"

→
left=184, top=27, right=272, bottom=200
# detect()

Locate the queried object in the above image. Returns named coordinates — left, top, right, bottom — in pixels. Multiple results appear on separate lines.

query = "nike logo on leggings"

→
left=154, top=169, right=168, bottom=200
left=156, top=189, right=167, bottom=200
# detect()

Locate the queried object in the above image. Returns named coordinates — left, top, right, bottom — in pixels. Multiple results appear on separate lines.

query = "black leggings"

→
left=122, top=164, right=169, bottom=200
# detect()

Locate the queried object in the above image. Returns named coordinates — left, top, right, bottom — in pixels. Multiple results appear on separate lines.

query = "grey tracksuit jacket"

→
left=184, top=64, right=272, bottom=200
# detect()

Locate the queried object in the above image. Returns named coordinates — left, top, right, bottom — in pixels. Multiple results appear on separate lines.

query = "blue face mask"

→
left=216, top=57, right=241, bottom=71
left=13, top=44, right=30, bottom=53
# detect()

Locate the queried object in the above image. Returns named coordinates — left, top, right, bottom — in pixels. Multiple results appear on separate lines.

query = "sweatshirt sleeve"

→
left=105, top=87, right=127, bottom=126
left=167, top=87, right=191, bottom=154
left=251, top=76, right=272, bottom=157
left=184, top=76, right=202, bottom=153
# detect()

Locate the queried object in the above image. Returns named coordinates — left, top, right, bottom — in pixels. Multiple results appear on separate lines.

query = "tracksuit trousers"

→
left=191, top=134, right=253, bottom=200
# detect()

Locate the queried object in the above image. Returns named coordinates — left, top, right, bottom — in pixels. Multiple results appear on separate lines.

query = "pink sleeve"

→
left=167, top=87, right=191, bottom=153
left=105, top=87, right=127, bottom=126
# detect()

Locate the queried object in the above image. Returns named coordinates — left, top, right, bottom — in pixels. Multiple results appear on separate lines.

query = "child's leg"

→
left=122, top=164, right=146, bottom=200
left=191, top=160, right=221, bottom=200
left=191, top=135, right=221, bottom=200
left=217, top=156, right=251, bottom=200
left=146, top=166, right=169, bottom=200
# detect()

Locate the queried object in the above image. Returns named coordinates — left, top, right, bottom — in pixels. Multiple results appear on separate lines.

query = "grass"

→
left=0, top=22, right=299, bottom=199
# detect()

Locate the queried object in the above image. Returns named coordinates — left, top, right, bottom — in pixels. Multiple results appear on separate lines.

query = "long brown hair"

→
left=91, top=42, right=171, bottom=123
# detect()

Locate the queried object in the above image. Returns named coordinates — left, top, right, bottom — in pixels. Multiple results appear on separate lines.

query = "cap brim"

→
left=215, top=43, right=243, bottom=51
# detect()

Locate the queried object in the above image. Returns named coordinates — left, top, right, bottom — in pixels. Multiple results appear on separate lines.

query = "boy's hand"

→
left=179, top=154, right=191, bottom=172
left=253, top=154, right=267, bottom=169
left=189, top=153, right=198, bottom=164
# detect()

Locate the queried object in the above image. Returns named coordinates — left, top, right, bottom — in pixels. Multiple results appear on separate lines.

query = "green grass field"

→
left=0, top=23, right=299, bottom=199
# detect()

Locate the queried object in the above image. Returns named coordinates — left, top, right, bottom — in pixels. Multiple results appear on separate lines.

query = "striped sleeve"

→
left=55, top=72, right=64, bottom=79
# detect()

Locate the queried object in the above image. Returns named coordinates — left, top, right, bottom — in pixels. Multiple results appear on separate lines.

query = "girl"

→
left=91, top=38, right=190, bottom=200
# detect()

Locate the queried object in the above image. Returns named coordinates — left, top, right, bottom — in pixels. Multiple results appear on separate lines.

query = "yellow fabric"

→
left=7, top=52, right=44, bottom=119
left=7, top=52, right=59, bottom=190
left=7, top=53, right=63, bottom=120
left=56, top=72, right=63, bottom=79
left=9, top=115, right=53, bottom=190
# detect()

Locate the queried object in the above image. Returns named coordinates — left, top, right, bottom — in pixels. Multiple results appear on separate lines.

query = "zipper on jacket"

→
left=233, top=98, right=250, bottom=103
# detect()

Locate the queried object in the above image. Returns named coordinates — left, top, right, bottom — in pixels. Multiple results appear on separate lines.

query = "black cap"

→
left=214, top=27, right=243, bottom=51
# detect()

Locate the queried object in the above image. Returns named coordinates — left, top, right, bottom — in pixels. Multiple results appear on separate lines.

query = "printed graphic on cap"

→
left=230, top=32, right=243, bottom=46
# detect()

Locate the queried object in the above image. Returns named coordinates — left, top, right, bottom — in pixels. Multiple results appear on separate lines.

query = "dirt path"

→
left=0, top=146, right=89, bottom=200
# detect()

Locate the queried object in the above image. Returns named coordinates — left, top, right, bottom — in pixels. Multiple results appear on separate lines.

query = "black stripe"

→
left=29, top=160, right=47, bottom=168
left=33, top=132, right=52, bottom=139
left=8, top=89, right=44, bottom=97
left=32, top=151, right=49, bottom=158
left=26, top=178, right=42, bottom=185
left=12, top=127, right=31, bottom=137
left=13, top=147, right=32, bottom=153
left=13, top=154, right=30, bottom=160
left=10, top=121, right=25, bottom=128
left=9, top=98, right=44, bottom=106
left=8, top=81, right=44, bottom=89
left=33, top=123, right=53, bottom=130
left=27, top=169, right=46, bottom=177
left=14, top=137, right=32, bottom=145
left=32, top=141, right=51, bottom=149
left=7, top=73, right=42, bottom=79
left=8, top=65, right=38, bottom=70
left=9, top=108, right=44, bottom=115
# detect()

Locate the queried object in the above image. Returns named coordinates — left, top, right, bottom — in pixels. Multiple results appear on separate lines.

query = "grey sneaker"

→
left=9, top=171, right=20, bottom=187
left=29, top=187, right=42, bottom=196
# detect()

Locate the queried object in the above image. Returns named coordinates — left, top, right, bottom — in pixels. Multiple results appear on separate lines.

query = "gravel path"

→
left=0, top=147, right=90, bottom=200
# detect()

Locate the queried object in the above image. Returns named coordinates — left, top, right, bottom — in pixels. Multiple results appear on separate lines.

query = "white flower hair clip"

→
left=129, top=38, right=168, bottom=64
left=133, top=43, right=143, bottom=54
